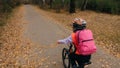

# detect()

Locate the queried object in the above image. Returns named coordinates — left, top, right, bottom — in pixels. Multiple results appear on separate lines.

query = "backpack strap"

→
left=77, top=30, right=81, bottom=44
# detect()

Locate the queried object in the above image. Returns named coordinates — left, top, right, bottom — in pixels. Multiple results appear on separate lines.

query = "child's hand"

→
left=57, top=41, right=60, bottom=44
left=57, top=41, right=61, bottom=44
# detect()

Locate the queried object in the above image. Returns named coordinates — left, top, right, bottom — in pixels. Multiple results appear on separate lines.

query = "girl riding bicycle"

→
left=57, top=18, right=96, bottom=68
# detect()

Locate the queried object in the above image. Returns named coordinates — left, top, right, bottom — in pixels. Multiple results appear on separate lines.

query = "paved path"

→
left=23, top=5, right=69, bottom=68
left=22, top=5, right=120, bottom=68
left=23, top=6, right=65, bottom=45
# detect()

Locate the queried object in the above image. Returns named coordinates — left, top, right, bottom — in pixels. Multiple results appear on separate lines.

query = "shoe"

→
left=72, top=65, right=77, bottom=68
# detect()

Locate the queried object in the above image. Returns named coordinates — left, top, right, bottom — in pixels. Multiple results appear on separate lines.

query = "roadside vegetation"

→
left=30, top=0, right=120, bottom=14
left=0, top=5, right=36, bottom=68
left=0, top=0, right=24, bottom=67
left=0, top=0, right=22, bottom=27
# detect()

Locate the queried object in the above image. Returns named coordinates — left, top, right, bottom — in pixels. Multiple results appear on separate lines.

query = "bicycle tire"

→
left=62, top=48, right=71, bottom=68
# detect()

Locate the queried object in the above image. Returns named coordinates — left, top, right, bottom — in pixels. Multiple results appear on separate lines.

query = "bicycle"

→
left=62, top=43, right=91, bottom=68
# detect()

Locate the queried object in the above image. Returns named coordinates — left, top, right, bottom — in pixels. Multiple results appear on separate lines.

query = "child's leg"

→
left=76, top=55, right=85, bottom=68
left=76, top=55, right=91, bottom=68
left=69, top=53, right=77, bottom=67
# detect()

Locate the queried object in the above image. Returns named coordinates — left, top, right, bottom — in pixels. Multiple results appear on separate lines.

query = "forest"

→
left=0, top=0, right=23, bottom=26
left=0, top=0, right=120, bottom=14
left=0, top=0, right=119, bottom=27
left=29, top=0, right=120, bottom=14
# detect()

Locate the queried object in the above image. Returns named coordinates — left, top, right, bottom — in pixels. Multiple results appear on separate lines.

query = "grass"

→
left=0, top=5, right=45, bottom=68
left=0, top=6, right=29, bottom=67
left=0, top=13, right=6, bottom=26
left=35, top=7, right=120, bottom=57
left=0, top=11, right=13, bottom=27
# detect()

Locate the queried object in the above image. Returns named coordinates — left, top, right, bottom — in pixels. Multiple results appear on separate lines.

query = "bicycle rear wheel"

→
left=62, top=48, right=71, bottom=68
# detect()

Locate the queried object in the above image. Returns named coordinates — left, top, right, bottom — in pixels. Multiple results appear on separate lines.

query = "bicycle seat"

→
left=84, top=61, right=92, bottom=65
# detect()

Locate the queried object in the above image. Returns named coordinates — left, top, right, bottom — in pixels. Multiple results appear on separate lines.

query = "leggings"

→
left=69, top=53, right=91, bottom=68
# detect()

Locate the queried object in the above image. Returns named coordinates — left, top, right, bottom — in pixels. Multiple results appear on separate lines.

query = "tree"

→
left=50, top=0, right=53, bottom=8
left=81, top=0, right=88, bottom=11
left=69, top=0, right=76, bottom=13
left=45, top=0, right=53, bottom=8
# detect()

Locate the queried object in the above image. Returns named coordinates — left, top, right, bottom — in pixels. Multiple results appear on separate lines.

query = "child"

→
left=58, top=18, right=96, bottom=68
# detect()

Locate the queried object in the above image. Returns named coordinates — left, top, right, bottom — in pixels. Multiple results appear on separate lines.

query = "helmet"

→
left=73, top=18, right=87, bottom=25
left=72, top=18, right=87, bottom=32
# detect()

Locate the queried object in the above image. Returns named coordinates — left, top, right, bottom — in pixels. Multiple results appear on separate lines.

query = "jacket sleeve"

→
left=58, top=35, right=72, bottom=44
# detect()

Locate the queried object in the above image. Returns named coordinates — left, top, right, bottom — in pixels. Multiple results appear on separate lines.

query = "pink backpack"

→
left=76, top=29, right=97, bottom=55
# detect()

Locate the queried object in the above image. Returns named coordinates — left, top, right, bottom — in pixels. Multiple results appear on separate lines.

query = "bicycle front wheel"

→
left=62, top=48, right=71, bottom=68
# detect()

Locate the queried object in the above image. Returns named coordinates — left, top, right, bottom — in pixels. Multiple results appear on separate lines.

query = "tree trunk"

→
left=50, top=0, right=53, bottom=8
left=39, top=0, right=44, bottom=7
left=69, top=0, right=76, bottom=13
left=81, top=0, right=88, bottom=11
left=61, top=0, right=64, bottom=8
